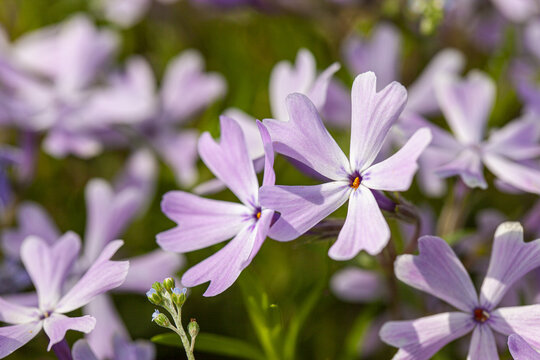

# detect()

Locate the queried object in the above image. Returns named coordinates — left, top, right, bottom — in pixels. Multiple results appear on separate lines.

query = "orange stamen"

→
left=256, top=211, right=261, bottom=219
left=352, top=176, right=360, bottom=189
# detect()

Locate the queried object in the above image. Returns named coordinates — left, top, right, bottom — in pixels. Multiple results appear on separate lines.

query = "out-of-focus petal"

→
left=0, top=296, right=39, bottom=324
left=484, top=153, right=540, bottom=195
left=55, top=240, right=128, bottom=313
left=322, top=79, right=351, bottom=128
left=264, top=93, right=350, bottom=180
left=153, top=130, right=199, bottom=187
left=113, top=336, right=155, bottom=360
left=0, top=322, right=43, bottom=358
left=525, top=20, right=540, bottom=60
left=260, top=182, right=351, bottom=241
left=485, top=113, right=540, bottom=161
left=379, top=312, right=474, bottom=360
left=394, top=236, right=478, bottom=312
left=330, top=267, right=384, bottom=302
left=43, top=313, right=95, bottom=351
left=224, top=108, right=264, bottom=160
left=101, top=0, right=150, bottom=28
left=157, top=191, right=250, bottom=252
left=480, top=222, right=540, bottom=310
left=349, top=72, right=407, bottom=172
left=508, top=334, right=540, bottom=360
left=20, top=233, right=81, bottom=311
left=436, top=148, right=487, bottom=189
left=362, top=128, right=431, bottom=191
left=307, top=62, right=340, bottom=111
left=329, top=186, right=389, bottom=259
left=72, top=339, right=99, bottom=360
left=490, top=0, right=539, bottom=22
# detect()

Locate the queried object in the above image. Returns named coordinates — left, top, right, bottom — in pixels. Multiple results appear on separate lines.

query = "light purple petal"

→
left=379, top=312, right=474, bottom=360
left=406, top=49, right=465, bottom=115
left=322, top=79, right=351, bottom=128
left=224, top=108, right=264, bottom=160
left=436, top=148, right=487, bottom=189
left=479, top=222, right=540, bottom=310
left=157, top=191, right=250, bottom=252
left=525, top=20, right=540, bottom=60
left=343, top=23, right=401, bottom=89
left=330, top=267, right=384, bottom=303
left=113, top=336, right=155, bottom=360
left=0, top=296, right=39, bottom=324
left=485, top=113, right=540, bottom=161
left=84, top=294, right=128, bottom=360
left=161, top=50, right=226, bottom=123
left=84, top=179, right=141, bottom=264
left=55, top=240, right=129, bottom=313
left=329, top=186, right=389, bottom=259
left=394, top=236, right=478, bottom=312
left=102, top=0, right=150, bottom=27
left=182, top=213, right=270, bottom=296
left=198, top=116, right=259, bottom=206
left=21, top=233, right=81, bottom=311
left=269, top=49, right=316, bottom=122
left=43, top=313, right=95, bottom=351
left=490, top=0, right=539, bottom=22
left=307, top=62, right=340, bottom=111
left=153, top=129, right=199, bottom=187
left=72, top=339, right=99, bottom=360
left=468, top=325, right=499, bottom=360
left=349, top=72, right=408, bottom=172
left=0, top=322, right=42, bottom=358
left=491, top=305, right=540, bottom=349
left=508, top=334, right=540, bottom=360
left=263, top=93, right=350, bottom=180
left=362, top=128, right=431, bottom=191
left=2, top=201, right=60, bottom=259
left=435, top=70, right=494, bottom=145
left=260, top=182, right=351, bottom=241
left=257, top=121, right=275, bottom=187
left=484, top=153, right=540, bottom=194
left=119, top=250, right=184, bottom=293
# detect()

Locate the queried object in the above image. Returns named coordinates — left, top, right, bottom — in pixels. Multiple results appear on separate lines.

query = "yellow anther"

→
left=256, top=212, right=261, bottom=219
left=352, top=177, right=360, bottom=189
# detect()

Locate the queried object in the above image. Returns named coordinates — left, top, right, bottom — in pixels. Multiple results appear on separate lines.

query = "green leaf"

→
left=152, top=332, right=266, bottom=360
left=341, top=306, right=379, bottom=360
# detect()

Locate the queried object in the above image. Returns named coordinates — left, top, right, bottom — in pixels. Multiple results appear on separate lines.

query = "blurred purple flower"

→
left=157, top=117, right=275, bottom=296
left=490, top=0, right=539, bottom=22
left=508, top=333, right=540, bottom=359
left=72, top=337, right=155, bottom=360
left=260, top=72, right=431, bottom=260
left=0, top=234, right=128, bottom=357
left=511, top=59, right=540, bottom=114
left=99, top=0, right=178, bottom=28
left=380, top=222, right=540, bottom=359
left=331, top=267, right=385, bottom=303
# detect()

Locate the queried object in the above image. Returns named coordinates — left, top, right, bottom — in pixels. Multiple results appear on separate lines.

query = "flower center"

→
left=350, top=174, right=362, bottom=189
left=39, top=310, right=52, bottom=320
left=473, top=308, right=490, bottom=323
left=256, top=211, right=261, bottom=220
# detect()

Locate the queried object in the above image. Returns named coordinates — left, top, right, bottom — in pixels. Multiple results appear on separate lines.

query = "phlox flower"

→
left=72, top=337, right=155, bottom=360
left=508, top=334, right=540, bottom=359
left=157, top=116, right=275, bottom=296
left=380, top=222, right=540, bottom=359
left=0, top=233, right=129, bottom=358
left=260, top=72, right=431, bottom=260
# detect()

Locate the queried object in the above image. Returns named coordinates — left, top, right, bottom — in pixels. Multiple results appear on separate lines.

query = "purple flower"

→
left=0, top=233, right=129, bottom=357
left=380, top=222, right=540, bottom=359
left=406, top=70, right=540, bottom=193
left=508, top=334, right=540, bottom=359
left=157, top=116, right=275, bottom=296
left=490, top=0, right=539, bottom=22
left=72, top=337, right=155, bottom=360
left=259, top=72, right=431, bottom=260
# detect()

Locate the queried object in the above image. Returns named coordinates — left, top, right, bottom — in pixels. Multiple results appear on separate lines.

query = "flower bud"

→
left=151, top=310, right=170, bottom=328
left=163, top=277, right=175, bottom=292
left=171, top=287, right=187, bottom=307
left=188, top=318, right=199, bottom=340
left=152, top=281, right=164, bottom=294
left=146, top=288, right=163, bottom=305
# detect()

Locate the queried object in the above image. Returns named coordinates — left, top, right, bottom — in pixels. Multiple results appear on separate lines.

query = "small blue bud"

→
left=147, top=288, right=163, bottom=305
left=171, top=287, right=187, bottom=307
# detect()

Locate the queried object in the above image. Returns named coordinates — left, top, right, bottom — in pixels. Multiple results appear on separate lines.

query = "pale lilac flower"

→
left=380, top=222, right=540, bottom=359
left=260, top=72, right=431, bottom=260
left=195, top=48, right=337, bottom=194
left=406, top=70, right=540, bottom=193
left=72, top=336, right=155, bottom=360
left=508, top=334, right=540, bottom=359
left=0, top=233, right=129, bottom=357
left=330, top=267, right=385, bottom=303
left=490, top=0, right=539, bottom=22
left=157, top=117, right=275, bottom=296
left=99, top=0, right=178, bottom=28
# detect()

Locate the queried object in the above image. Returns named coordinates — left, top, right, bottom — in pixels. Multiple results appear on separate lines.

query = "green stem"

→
left=169, top=307, right=195, bottom=360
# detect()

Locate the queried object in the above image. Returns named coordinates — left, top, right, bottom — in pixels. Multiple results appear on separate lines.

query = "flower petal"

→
left=490, top=305, right=540, bottom=350
left=0, top=321, right=42, bottom=358
left=113, top=336, right=155, bottom=360
left=379, top=312, right=474, bottom=360
left=307, top=62, right=340, bottom=111
left=21, top=232, right=81, bottom=311
left=72, top=339, right=99, bottom=360
left=84, top=295, right=128, bottom=360
left=259, top=182, right=351, bottom=241
left=435, top=70, right=494, bottom=145
left=157, top=191, right=250, bottom=252
left=508, top=334, right=540, bottom=360
left=119, top=250, right=184, bottom=293
left=182, top=218, right=266, bottom=297
left=394, top=236, right=478, bottom=312
left=263, top=93, right=350, bottom=180
left=224, top=108, right=264, bottom=160
left=349, top=72, right=408, bottom=172
left=330, top=267, right=384, bottom=303
left=479, top=222, right=540, bottom=310
left=362, top=128, right=431, bottom=191
left=468, top=325, right=499, bottom=360
left=329, top=186, right=389, bottom=259
left=43, top=313, right=95, bottom=351
left=198, top=116, right=259, bottom=206
left=55, top=240, right=128, bottom=313
left=0, top=296, right=39, bottom=324
left=436, top=148, right=487, bottom=189
left=484, top=153, right=540, bottom=195
left=256, top=120, right=275, bottom=187
left=485, top=114, right=540, bottom=161
left=153, top=130, right=199, bottom=187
